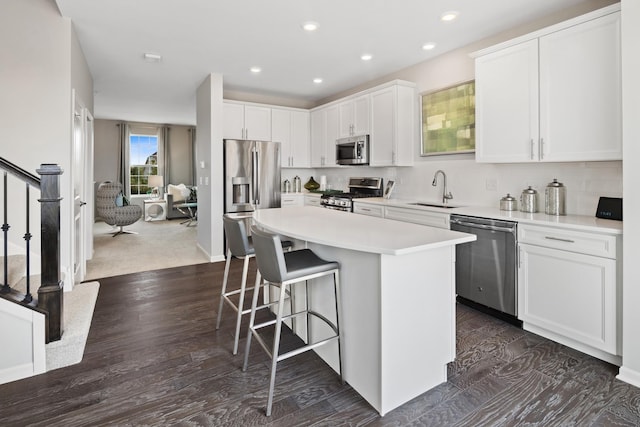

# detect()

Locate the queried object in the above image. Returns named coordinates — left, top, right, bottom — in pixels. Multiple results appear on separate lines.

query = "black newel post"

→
left=37, top=164, right=63, bottom=343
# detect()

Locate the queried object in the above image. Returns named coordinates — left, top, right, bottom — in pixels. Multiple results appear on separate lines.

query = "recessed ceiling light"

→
left=422, top=42, right=437, bottom=51
left=441, top=11, right=459, bottom=22
left=313, top=78, right=323, bottom=84
left=250, top=67, right=261, bottom=73
left=361, top=54, right=373, bottom=61
left=143, top=53, right=162, bottom=62
left=301, top=21, right=319, bottom=32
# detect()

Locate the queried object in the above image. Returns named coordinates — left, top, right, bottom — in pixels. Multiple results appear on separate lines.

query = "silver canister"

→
left=520, top=186, right=538, bottom=213
left=293, top=175, right=301, bottom=193
left=545, top=178, right=566, bottom=215
left=283, top=179, right=291, bottom=193
left=500, top=194, right=518, bottom=211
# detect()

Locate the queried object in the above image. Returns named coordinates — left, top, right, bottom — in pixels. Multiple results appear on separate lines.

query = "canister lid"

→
left=501, top=193, right=517, bottom=201
left=547, top=178, right=564, bottom=187
left=522, top=186, right=537, bottom=194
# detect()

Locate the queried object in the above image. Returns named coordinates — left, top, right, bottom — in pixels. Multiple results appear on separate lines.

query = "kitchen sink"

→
left=409, top=202, right=461, bottom=209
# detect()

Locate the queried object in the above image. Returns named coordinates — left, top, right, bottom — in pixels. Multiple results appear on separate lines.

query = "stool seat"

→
left=284, top=249, right=339, bottom=282
left=243, top=225, right=344, bottom=416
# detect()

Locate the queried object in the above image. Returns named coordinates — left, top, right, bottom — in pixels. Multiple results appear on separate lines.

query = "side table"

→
left=144, top=199, right=167, bottom=221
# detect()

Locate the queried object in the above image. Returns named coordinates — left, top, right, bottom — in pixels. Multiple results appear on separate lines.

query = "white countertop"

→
left=253, top=206, right=476, bottom=256
left=353, top=198, right=623, bottom=235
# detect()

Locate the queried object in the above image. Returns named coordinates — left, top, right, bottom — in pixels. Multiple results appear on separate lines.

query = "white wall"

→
left=196, top=74, right=225, bottom=262
left=0, top=0, right=93, bottom=287
left=619, top=0, right=640, bottom=387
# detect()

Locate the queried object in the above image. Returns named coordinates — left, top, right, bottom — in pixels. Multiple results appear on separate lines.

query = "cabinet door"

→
left=271, top=108, right=292, bottom=166
left=290, top=111, right=310, bottom=167
left=353, top=201, right=384, bottom=217
left=310, top=109, right=325, bottom=167
left=223, top=103, right=245, bottom=139
left=244, top=105, right=271, bottom=141
left=518, top=243, right=617, bottom=355
left=370, top=87, right=395, bottom=166
left=353, top=95, right=370, bottom=135
left=475, top=39, right=539, bottom=163
left=324, top=105, right=339, bottom=166
left=539, top=12, right=621, bottom=161
left=338, top=101, right=354, bottom=138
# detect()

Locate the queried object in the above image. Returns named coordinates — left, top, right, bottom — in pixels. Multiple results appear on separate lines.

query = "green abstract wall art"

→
left=421, top=80, right=475, bottom=156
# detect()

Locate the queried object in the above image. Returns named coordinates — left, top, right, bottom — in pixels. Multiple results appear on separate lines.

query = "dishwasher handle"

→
left=450, top=218, right=516, bottom=234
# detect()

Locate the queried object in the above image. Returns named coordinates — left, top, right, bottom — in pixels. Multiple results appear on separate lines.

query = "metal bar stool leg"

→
left=232, top=255, right=251, bottom=355
left=266, top=283, right=289, bottom=417
left=334, top=270, right=344, bottom=383
left=243, top=271, right=262, bottom=372
left=216, top=248, right=232, bottom=330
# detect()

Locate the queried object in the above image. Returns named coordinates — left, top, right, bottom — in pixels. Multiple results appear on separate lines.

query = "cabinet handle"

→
left=540, top=138, right=545, bottom=160
left=518, top=246, right=522, bottom=268
left=361, top=208, right=371, bottom=212
left=530, top=139, right=534, bottom=160
left=544, top=236, right=575, bottom=243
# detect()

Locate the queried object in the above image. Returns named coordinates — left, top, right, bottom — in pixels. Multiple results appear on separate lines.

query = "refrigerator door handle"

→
left=252, top=149, right=259, bottom=205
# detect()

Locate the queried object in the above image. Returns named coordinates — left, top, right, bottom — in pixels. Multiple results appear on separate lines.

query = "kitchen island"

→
left=252, top=206, right=476, bottom=415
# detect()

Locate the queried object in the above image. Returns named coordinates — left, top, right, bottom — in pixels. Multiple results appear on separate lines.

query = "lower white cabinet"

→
left=518, top=224, right=621, bottom=364
left=384, top=206, right=449, bottom=229
left=304, top=194, right=322, bottom=207
left=353, top=201, right=384, bottom=217
left=281, top=193, right=304, bottom=207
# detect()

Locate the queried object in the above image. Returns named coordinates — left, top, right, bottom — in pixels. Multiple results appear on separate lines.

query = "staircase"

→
left=0, top=157, right=63, bottom=383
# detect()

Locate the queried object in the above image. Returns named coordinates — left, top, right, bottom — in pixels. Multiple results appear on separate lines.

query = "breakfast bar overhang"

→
left=252, top=206, right=476, bottom=415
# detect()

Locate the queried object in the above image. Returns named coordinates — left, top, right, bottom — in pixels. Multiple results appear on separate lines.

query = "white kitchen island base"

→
left=253, top=207, right=475, bottom=415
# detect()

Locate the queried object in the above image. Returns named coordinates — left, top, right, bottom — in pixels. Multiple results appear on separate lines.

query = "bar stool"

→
left=216, top=215, right=292, bottom=355
left=243, top=225, right=343, bottom=417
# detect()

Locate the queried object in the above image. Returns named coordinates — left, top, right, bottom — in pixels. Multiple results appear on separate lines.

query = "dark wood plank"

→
left=1, top=259, right=639, bottom=427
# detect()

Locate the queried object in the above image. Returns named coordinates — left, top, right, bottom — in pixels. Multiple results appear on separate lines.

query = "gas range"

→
left=320, top=177, right=384, bottom=212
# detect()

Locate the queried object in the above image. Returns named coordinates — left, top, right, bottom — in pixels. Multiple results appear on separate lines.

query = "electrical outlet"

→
left=486, top=178, right=498, bottom=191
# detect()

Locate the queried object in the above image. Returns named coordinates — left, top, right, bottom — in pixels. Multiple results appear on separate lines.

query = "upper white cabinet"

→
left=474, top=7, right=621, bottom=163
left=272, top=108, right=310, bottom=168
left=223, top=102, right=272, bottom=141
left=310, top=105, right=339, bottom=167
left=370, top=82, right=416, bottom=166
left=338, top=95, right=370, bottom=138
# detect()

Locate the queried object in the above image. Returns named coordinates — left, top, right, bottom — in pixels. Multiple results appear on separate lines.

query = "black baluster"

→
left=22, top=183, right=32, bottom=304
left=2, top=171, right=9, bottom=293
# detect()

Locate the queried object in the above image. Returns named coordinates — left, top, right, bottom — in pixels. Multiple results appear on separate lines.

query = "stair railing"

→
left=0, top=157, right=63, bottom=342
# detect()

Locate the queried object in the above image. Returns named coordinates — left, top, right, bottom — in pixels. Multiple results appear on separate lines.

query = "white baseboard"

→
left=617, top=366, right=640, bottom=388
left=0, top=363, right=39, bottom=385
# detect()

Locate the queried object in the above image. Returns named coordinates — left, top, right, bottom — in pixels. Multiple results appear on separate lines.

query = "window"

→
left=129, top=133, right=159, bottom=195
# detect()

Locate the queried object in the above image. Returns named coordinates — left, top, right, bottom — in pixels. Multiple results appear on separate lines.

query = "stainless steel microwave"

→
left=336, top=135, right=369, bottom=165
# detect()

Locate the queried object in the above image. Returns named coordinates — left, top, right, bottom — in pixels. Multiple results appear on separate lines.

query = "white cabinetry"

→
left=518, top=223, right=621, bottom=364
left=272, top=108, right=310, bottom=168
left=474, top=8, right=621, bottom=163
left=338, top=95, right=370, bottom=137
left=310, top=105, right=338, bottom=167
left=223, top=102, right=272, bottom=141
left=281, top=193, right=304, bottom=207
left=370, top=83, right=416, bottom=166
left=385, top=206, right=449, bottom=229
left=353, top=201, right=384, bottom=218
left=304, top=193, right=322, bottom=207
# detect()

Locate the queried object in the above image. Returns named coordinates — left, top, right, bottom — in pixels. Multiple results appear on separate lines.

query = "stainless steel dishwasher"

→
left=450, top=214, right=520, bottom=324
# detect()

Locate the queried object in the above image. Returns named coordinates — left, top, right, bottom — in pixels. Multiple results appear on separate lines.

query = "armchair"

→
left=96, top=182, right=142, bottom=236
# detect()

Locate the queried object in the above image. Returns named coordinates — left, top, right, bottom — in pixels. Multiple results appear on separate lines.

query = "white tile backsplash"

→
left=282, top=158, right=622, bottom=216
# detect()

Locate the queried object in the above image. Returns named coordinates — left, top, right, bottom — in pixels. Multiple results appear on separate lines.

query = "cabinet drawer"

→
left=518, top=224, right=617, bottom=259
left=304, top=195, right=322, bottom=207
left=281, top=195, right=303, bottom=207
left=384, top=206, right=449, bottom=229
left=353, top=203, right=384, bottom=217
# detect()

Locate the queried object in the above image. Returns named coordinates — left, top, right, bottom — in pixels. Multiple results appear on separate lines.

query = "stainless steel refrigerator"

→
left=224, top=139, right=281, bottom=214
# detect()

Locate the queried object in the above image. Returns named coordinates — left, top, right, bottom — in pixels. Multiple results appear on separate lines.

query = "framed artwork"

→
left=420, top=80, right=475, bottom=156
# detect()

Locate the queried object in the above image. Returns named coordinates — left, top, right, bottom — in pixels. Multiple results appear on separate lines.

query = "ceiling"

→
left=55, top=0, right=594, bottom=125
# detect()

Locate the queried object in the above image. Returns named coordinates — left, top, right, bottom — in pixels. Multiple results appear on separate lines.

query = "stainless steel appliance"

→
left=321, top=177, right=383, bottom=212
left=336, top=135, right=369, bottom=165
left=224, top=139, right=281, bottom=214
left=450, top=214, right=520, bottom=324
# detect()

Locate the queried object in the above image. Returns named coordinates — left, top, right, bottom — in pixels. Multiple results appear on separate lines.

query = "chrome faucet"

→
left=432, top=170, right=453, bottom=204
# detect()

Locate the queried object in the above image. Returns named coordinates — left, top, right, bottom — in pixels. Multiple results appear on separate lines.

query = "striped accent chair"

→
left=96, top=182, right=142, bottom=236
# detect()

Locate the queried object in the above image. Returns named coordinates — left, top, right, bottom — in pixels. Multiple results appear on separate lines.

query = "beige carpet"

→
left=86, top=218, right=210, bottom=281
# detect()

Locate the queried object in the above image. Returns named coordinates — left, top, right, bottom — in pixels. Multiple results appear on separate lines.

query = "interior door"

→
left=72, top=93, right=87, bottom=284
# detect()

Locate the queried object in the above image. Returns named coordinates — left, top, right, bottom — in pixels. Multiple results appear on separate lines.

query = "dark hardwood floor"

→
left=1, top=259, right=639, bottom=426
